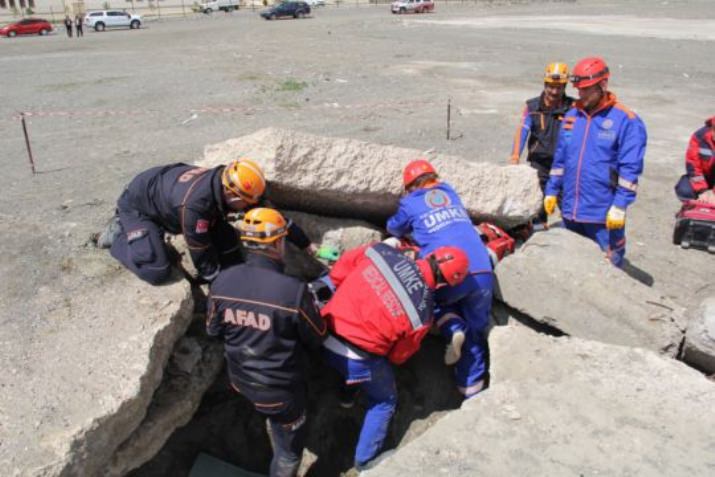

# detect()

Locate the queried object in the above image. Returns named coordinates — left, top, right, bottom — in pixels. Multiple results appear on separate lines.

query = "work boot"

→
left=444, top=330, right=465, bottom=365
left=96, top=216, right=121, bottom=249
left=338, top=384, right=359, bottom=409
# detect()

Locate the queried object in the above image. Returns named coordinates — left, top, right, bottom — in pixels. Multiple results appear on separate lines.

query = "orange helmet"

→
left=238, top=208, right=288, bottom=244
left=221, top=158, right=266, bottom=205
left=403, top=159, right=437, bottom=188
left=544, top=62, right=569, bottom=85
left=570, top=57, right=610, bottom=89
left=420, top=246, right=470, bottom=287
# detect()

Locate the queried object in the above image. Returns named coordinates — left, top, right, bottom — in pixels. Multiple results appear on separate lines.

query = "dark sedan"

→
left=260, top=1, right=311, bottom=20
left=0, top=18, right=53, bottom=37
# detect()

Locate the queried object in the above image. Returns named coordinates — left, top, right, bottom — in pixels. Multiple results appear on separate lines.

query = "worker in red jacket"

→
left=675, top=116, right=715, bottom=204
left=320, top=241, right=469, bottom=470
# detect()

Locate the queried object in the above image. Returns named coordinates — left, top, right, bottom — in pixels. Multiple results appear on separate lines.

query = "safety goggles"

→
left=545, top=74, right=568, bottom=83
left=569, top=67, right=609, bottom=84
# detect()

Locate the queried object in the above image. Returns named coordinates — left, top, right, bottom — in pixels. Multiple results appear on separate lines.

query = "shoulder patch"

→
left=613, top=102, right=636, bottom=120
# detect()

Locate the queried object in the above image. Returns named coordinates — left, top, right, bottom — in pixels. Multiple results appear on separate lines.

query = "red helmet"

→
left=403, top=159, right=437, bottom=188
left=424, top=246, right=470, bottom=287
left=570, top=57, right=610, bottom=89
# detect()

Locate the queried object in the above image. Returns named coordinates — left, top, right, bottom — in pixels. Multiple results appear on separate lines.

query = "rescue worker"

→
left=98, top=159, right=313, bottom=285
left=544, top=57, right=647, bottom=267
left=510, top=62, right=575, bottom=224
left=207, top=208, right=327, bottom=477
left=320, top=241, right=469, bottom=470
left=674, top=116, right=715, bottom=204
left=386, top=160, right=494, bottom=399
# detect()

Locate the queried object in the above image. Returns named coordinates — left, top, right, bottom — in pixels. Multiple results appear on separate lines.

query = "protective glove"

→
left=543, top=195, right=558, bottom=215
left=606, top=205, right=626, bottom=230
left=699, top=189, right=715, bottom=205
left=382, top=237, right=401, bottom=248
left=315, top=245, right=341, bottom=263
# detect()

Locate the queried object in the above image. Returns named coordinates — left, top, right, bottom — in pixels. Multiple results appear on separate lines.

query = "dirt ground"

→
left=1, top=1, right=714, bottom=473
left=2, top=1, right=714, bottom=315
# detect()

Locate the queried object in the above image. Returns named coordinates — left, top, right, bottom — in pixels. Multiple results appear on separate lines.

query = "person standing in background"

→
left=63, top=15, right=73, bottom=38
left=75, top=14, right=83, bottom=37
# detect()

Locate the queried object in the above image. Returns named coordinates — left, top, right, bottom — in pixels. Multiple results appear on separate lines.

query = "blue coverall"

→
left=545, top=93, right=647, bottom=267
left=387, top=182, right=493, bottom=396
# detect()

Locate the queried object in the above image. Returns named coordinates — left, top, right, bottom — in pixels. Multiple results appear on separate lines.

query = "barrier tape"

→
left=10, top=99, right=433, bottom=121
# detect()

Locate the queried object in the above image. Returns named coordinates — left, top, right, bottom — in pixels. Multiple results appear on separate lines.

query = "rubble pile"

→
left=3, top=130, right=713, bottom=477
left=197, top=127, right=542, bottom=227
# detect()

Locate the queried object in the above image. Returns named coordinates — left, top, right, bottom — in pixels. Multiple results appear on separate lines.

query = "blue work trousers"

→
left=563, top=219, right=626, bottom=268
left=323, top=349, right=397, bottom=468
left=435, top=273, right=493, bottom=397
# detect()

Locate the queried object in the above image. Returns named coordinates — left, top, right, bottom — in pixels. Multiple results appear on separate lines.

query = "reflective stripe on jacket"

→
left=545, top=92, right=647, bottom=222
left=511, top=93, right=574, bottom=170
left=322, top=243, right=434, bottom=365
left=207, top=252, right=326, bottom=389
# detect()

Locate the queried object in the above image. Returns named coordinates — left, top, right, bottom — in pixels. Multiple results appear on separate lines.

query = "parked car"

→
left=260, top=1, right=311, bottom=20
left=391, top=0, right=434, bottom=14
left=199, top=0, right=240, bottom=14
left=84, top=10, right=142, bottom=32
left=0, top=18, right=53, bottom=37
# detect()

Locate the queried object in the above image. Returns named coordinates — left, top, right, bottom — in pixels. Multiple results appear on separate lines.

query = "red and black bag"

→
left=476, top=222, right=516, bottom=265
left=673, top=200, right=715, bottom=253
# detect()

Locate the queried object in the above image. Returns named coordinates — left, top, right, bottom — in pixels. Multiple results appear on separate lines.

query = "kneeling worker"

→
left=100, top=159, right=266, bottom=285
left=674, top=116, right=715, bottom=204
left=321, top=241, right=469, bottom=470
left=206, top=208, right=327, bottom=477
left=100, top=159, right=313, bottom=285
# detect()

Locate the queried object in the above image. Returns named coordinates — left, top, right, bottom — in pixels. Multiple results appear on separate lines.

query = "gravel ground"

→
left=2, top=0, right=713, bottom=310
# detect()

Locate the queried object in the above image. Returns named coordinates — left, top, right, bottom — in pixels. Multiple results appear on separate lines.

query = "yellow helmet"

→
left=544, top=62, right=569, bottom=84
left=221, top=158, right=266, bottom=205
left=238, top=208, right=288, bottom=244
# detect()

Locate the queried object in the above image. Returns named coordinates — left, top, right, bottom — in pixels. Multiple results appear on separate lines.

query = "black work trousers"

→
left=236, top=382, right=308, bottom=477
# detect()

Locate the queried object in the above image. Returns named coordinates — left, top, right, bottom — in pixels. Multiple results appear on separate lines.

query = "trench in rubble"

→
left=129, top=287, right=464, bottom=477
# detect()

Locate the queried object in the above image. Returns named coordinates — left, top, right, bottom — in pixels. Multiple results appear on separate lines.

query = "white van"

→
left=84, top=11, right=142, bottom=31
left=199, top=0, right=240, bottom=13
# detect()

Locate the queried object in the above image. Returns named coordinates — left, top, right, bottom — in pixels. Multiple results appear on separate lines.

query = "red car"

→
left=0, top=18, right=53, bottom=37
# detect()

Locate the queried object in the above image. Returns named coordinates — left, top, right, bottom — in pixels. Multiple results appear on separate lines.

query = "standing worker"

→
left=387, top=160, right=494, bottom=399
left=63, top=15, right=73, bottom=38
left=674, top=116, right=715, bottom=204
left=207, top=208, right=327, bottom=477
left=510, top=62, right=575, bottom=226
left=320, top=241, right=469, bottom=470
left=544, top=57, right=647, bottom=267
left=75, top=14, right=83, bottom=37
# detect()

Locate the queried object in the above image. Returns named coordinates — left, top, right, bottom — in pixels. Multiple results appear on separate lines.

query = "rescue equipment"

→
left=673, top=200, right=715, bottom=253
left=476, top=223, right=516, bottom=265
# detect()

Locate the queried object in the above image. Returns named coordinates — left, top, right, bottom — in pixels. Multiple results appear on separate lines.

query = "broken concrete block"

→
left=104, top=335, right=224, bottom=476
left=173, top=210, right=382, bottom=281
left=494, top=228, right=685, bottom=357
left=0, top=247, right=193, bottom=477
left=196, top=128, right=541, bottom=227
left=365, top=324, right=715, bottom=477
left=283, top=210, right=383, bottom=279
left=682, top=296, right=715, bottom=374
